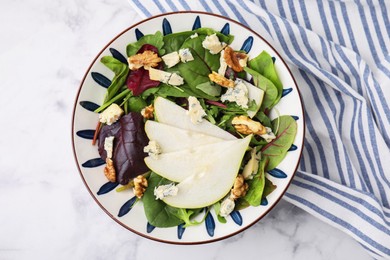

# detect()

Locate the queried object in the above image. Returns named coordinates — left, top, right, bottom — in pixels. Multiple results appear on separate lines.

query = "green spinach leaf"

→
left=244, top=67, right=278, bottom=110
left=142, top=173, right=183, bottom=228
left=242, top=158, right=266, bottom=206
left=163, top=31, right=194, bottom=53
left=156, top=84, right=191, bottom=98
left=194, top=28, right=234, bottom=45
left=127, top=96, right=147, bottom=113
left=100, top=56, right=129, bottom=102
left=248, top=51, right=283, bottom=106
left=196, top=81, right=221, bottom=97
left=126, top=31, right=165, bottom=57
left=172, top=36, right=220, bottom=100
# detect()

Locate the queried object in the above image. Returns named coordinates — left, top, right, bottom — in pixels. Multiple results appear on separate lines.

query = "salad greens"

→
left=95, top=26, right=297, bottom=228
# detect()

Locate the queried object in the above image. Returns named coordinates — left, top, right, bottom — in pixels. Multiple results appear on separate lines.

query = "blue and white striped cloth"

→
left=128, top=0, right=390, bottom=258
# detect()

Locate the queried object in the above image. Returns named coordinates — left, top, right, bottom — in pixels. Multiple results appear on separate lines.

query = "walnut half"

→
left=104, top=158, right=116, bottom=182
left=223, top=46, right=248, bottom=72
left=208, top=71, right=235, bottom=88
left=141, top=104, right=154, bottom=119
left=230, top=174, right=249, bottom=200
left=128, top=50, right=162, bottom=70
left=133, top=175, right=148, bottom=198
left=232, top=115, right=266, bottom=135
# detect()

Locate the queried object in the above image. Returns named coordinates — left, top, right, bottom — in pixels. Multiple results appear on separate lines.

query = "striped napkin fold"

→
left=127, top=0, right=390, bottom=258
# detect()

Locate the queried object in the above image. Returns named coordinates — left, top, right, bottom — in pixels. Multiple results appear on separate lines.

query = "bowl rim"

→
left=71, top=10, right=305, bottom=245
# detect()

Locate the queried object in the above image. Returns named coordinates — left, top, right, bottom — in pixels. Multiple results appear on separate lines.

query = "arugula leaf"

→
left=126, top=31, right=165, bottom=56
left=142, top=173, right=184, bottom=228
left=165, top=207, right=203, bottom=228
left=244, top=67, right=278, bottom=110
left=248, top=51, right=283, bottom=106
left=261, top=115, right=297, bottom=171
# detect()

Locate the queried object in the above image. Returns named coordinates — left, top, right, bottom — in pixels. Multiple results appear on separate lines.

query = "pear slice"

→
left=162, top=135, right=251, bottom=209
left=154, top=97, right=236, bottom=140
left=145, top=120, right=224, bottom=153
left=145, top=136, right=249, bottom=182
left=245, top=81, right=265, bottom=118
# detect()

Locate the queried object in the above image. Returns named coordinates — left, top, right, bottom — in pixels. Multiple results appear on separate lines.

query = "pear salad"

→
left=93, top=27, right=297, bottom=228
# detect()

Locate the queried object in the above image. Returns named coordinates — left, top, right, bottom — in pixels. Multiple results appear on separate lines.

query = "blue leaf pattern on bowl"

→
left=79, top=101, right=100, bottom=112
left=261, top=197, right=268, bottom=206
left=147, top=222, right=156, bottom=233
left=205, top=212, right=215, bottom=237
left=76, top=130, right=95, bottom=140
left=240, top=36, right=253, bottom=53
left=118, top=196, right=137, bottom=217
left=288, top=144, right=298, bottom=151
left=282, top=88, right=293, bottom=97
left=177, top=224, right=186, bottom=239
left=230, top=211, right=243, bottom=226
left=97, top=181, right=119, bottom=195
left=135, top=28, right=144, bottom=40
left=109, top=48, right=128, bottom=64
left=91, top=72, right=111, bottom=88
left=292, top=115, right=300, bottom=121
left=220, top=23, right=230, bottom=35
left=162, top=18, right=172, bottom=35
left=82, top=158, right=105, bottom=168
left=192, top=16, right=201, bottom=30
left=268, top=168, right=288, bottom=178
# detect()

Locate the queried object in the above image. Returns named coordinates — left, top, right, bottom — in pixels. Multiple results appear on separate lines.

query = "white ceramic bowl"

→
left=72, top=11, right=305, bottom=244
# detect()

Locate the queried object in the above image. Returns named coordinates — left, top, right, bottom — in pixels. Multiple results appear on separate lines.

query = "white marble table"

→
left=0, top=0, right=372, bottom=259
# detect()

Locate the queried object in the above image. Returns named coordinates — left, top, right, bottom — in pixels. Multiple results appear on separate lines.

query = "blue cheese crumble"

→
left=104, top=136, right=115, bottom=159
left=99, top=103, right=124, bottom=125
left=202, top=33, right=226, bottom=54
left=162, top=51, right=180, bottom=68
left=154, top=183, right=179, bottom=200
left=144, top=140, right=162, bottom=159
left=218, top=49, right=228, bottom=75
left=261, top=127, right=276, bottom=143
left=242, top=148, right=261, bottom=180
left=148, top=68, right=184, bottom=86
left=161, top=48, right=194, bottom=68
left=178, top=48, right=194, bottom=63
left=221, top=79, right=249, bottom=109
left=186, top=96, right=207, bottom=124
left=219, top=197, right=235, bottom=217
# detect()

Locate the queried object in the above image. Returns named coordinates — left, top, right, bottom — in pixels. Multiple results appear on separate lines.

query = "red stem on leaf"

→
left=205, top=100, right=227, bottom=108
left=92, top=121, right=101, bottom=146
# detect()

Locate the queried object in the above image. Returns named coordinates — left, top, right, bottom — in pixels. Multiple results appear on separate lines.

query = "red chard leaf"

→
left=98, top=112, right=149, bottom=185
left=126, top=44, right=163, bottom=96
left=136, top=44, right=159, bottom=54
